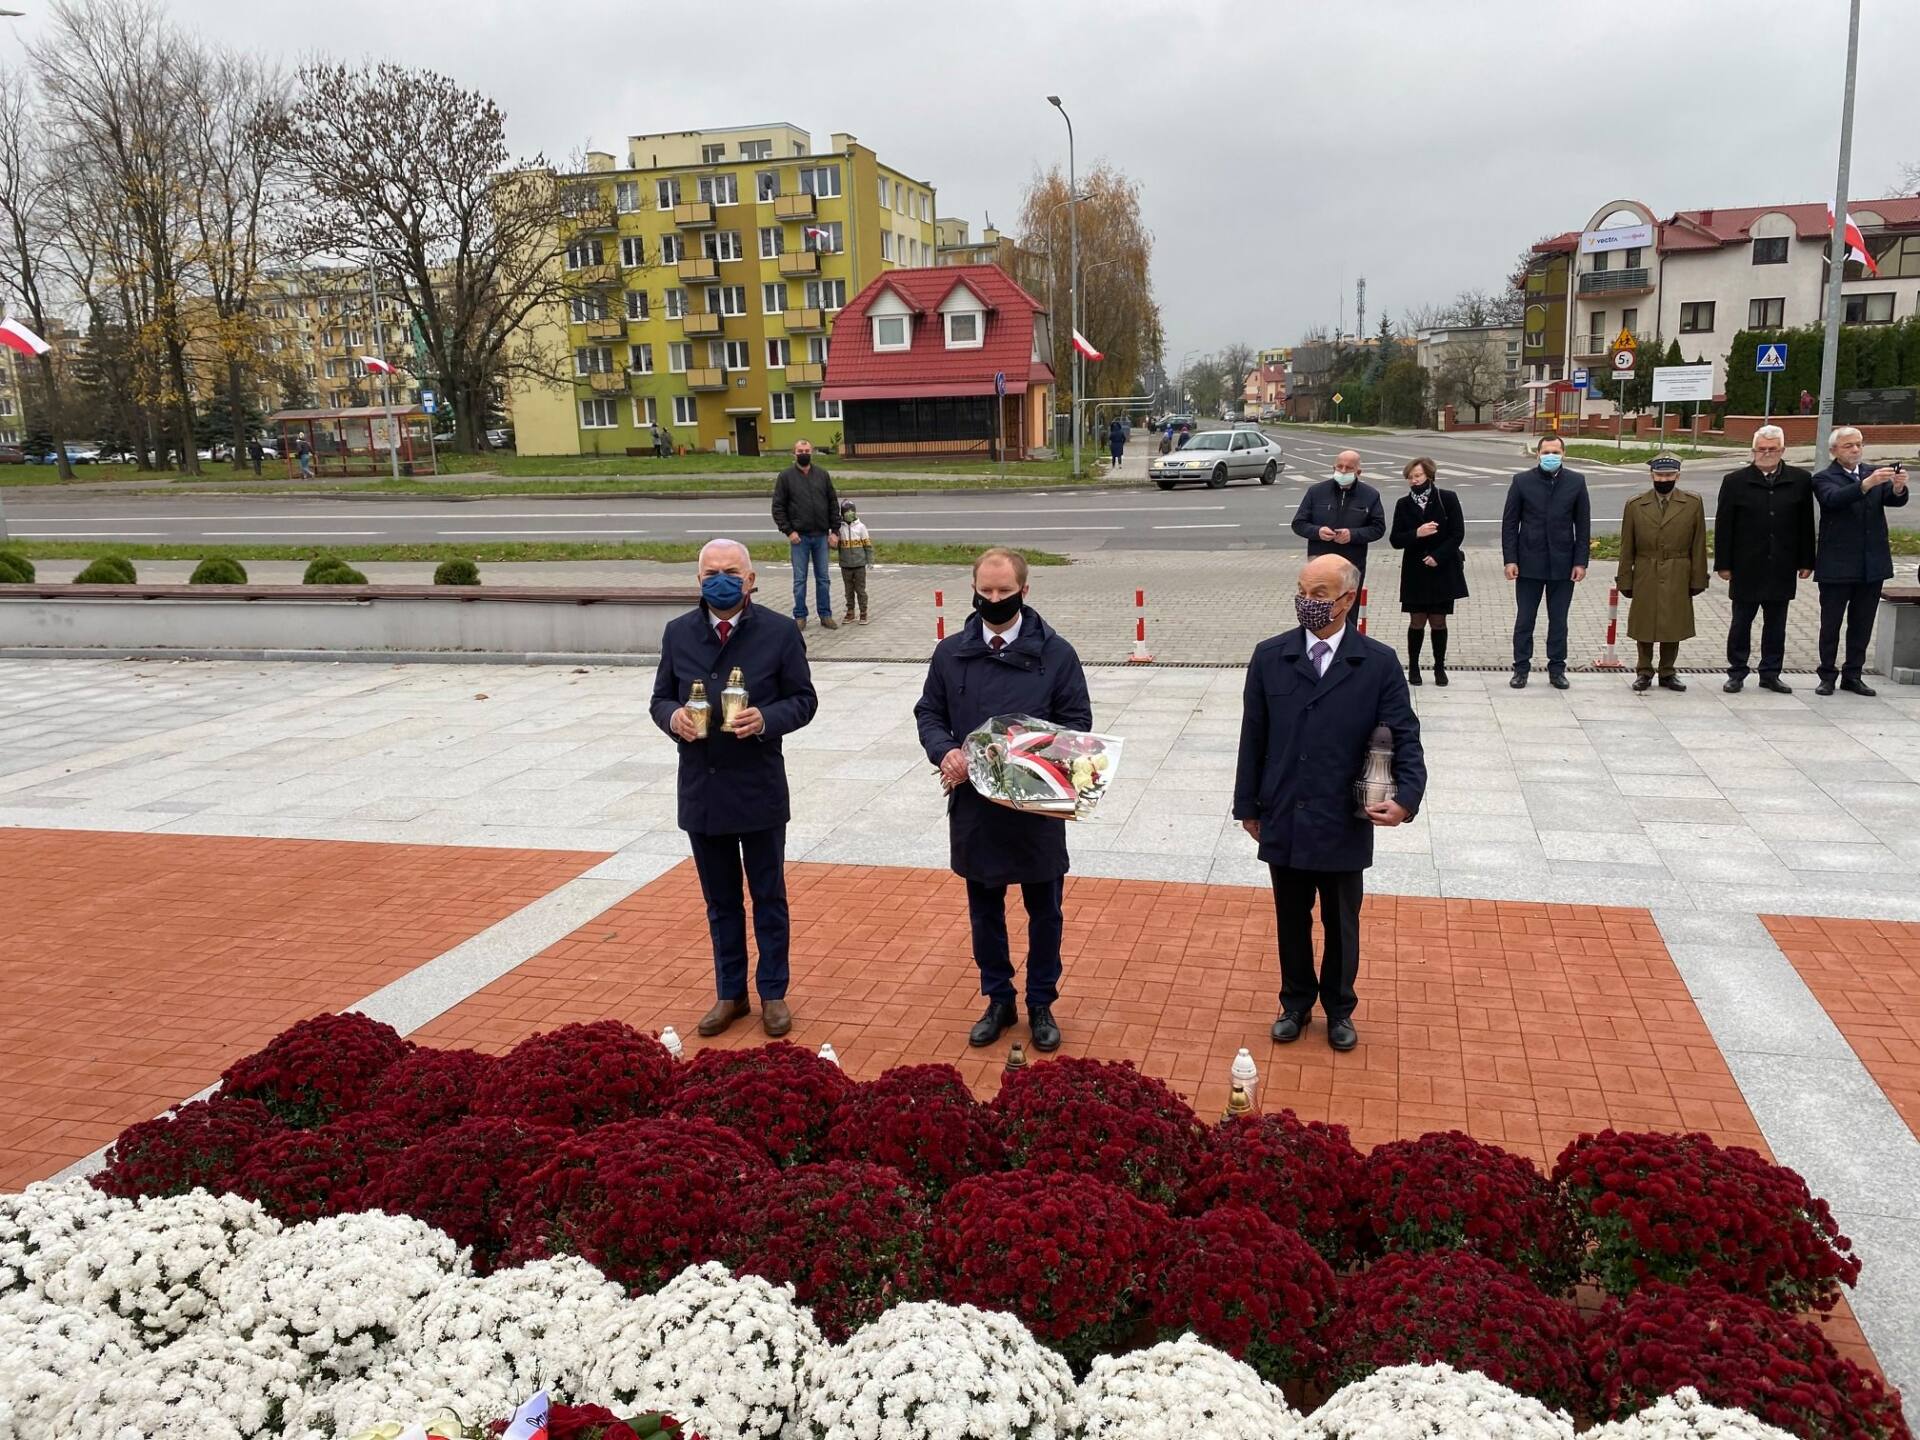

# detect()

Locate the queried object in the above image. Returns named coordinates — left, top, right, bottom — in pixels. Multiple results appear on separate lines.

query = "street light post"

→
left=1047, top=96, right=1080, bottom=478
left=1815, top=0, right=1862, bottom=460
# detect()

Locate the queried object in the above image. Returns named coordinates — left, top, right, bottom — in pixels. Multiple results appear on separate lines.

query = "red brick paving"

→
left=0, top=828, right=604, bottom=1189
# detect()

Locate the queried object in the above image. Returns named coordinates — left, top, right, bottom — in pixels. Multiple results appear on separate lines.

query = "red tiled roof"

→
left=821, top=263, right=1054, bottom=402
left=1660, top=198, right=1920, bottom=250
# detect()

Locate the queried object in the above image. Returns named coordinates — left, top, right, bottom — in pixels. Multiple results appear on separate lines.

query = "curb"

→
left=4, top=481, right=1128, bottom=506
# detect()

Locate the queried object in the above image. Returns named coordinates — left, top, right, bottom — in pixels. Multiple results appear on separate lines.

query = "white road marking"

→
left=441, top=528, right=653, bottom=536
left=14, top=531, right=170, bottom=537
left=202, top=530, right=386, bottom=537
left=689, top=525, right=1127, bottom=534
left=1153, top=523, right=1242, bottom=530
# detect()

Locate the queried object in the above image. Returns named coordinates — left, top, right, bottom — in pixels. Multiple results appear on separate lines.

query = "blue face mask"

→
left=1539, top=453, right=1563, bottom=474
left=701, top=572, right=745, bottom=610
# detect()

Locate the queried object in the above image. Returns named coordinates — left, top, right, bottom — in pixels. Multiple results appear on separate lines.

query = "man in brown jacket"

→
left=1617, top=454, right=1708, bottom=692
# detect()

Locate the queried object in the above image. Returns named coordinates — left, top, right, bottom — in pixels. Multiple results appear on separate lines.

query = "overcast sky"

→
left=11, top=0, right=1917, bottom=364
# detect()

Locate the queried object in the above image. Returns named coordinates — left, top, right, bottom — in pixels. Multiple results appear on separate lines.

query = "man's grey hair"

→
left=1333, top=559, right=1362, bottom=595
left=1753, top=424, right=1786, bottom=446
left=1829, top=426, right=1864, bottom=454
left=698, top=537, right=750, bottom=568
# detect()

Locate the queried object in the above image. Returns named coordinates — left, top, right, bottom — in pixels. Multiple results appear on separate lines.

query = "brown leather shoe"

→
left=819, top=616, right=840, bottom=630
left=762, top=999, right=792, bottom=1037
left=697, top=996, right=750, bottom=1037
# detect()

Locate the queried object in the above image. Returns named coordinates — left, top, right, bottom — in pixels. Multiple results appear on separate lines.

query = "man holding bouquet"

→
left=1234, top=555, right=1425, bottom=1052
left=914, top=547, right=1093, bottom=1053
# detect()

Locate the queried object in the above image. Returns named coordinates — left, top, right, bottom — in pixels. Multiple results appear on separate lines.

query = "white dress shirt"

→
left=985, top=613, right=1024, bottom=649
left=1308, top=622, right=1345, bottom=676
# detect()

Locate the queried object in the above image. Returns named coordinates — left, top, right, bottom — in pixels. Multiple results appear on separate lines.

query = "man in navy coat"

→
left=1291, top=449, right=1387, bottom=576
left=914, top=548, right=1093, bottom=1053
left=1811, top=425, right=1909, bottom=697
left=1501, top=432, right=1591, bottom=689
left=1234, top=555, right=1425, bottom=1052
left=651, top=538, right=819, bottom=1038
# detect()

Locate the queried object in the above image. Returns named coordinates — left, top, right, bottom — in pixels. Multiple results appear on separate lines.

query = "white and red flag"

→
left=361, top=355, right=396, bottom=375
left=502, top=1390, right=549, bottom=1440
left=1828, top=210, right=1878, bottom=275
left=0, top=317, right=51, bottom=359
left=804, top=226, right=830, bottom=247
left=1071, top=329, right=1103, bottom=361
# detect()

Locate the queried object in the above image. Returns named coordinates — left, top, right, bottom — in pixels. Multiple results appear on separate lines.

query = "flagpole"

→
left=1814, top=0, right=1861, bottom=460
left=369, top=263, right=400, bottom=481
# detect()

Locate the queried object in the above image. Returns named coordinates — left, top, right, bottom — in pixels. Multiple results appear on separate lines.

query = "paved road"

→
left=0, top=429, right=1741, bottom=552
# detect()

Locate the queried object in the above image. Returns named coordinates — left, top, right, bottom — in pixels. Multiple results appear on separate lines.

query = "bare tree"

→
left=1449, top=289, right=1497, bottom=328
left=1431, top=337, right=1513, bottom=422
left=0, top=72, right=71, bottom=477
left=276, top=61, right=572, bottom=451
left=1399, top=302, right=1452, bottom=334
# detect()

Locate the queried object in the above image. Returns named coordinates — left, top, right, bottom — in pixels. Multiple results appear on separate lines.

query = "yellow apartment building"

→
left=509, top=123, right=939, bottom=457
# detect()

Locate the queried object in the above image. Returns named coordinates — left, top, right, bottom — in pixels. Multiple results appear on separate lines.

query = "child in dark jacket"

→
left=836, top=499, right=873, bottom=624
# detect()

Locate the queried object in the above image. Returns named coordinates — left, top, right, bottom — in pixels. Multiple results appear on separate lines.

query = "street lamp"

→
left=1047, top=95, right=1081, bottom=477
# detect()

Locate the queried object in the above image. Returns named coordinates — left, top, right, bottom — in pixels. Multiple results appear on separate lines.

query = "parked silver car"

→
left=1149, top=427, right=1284, bottom=489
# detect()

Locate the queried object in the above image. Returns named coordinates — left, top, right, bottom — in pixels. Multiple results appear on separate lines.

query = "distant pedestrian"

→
left=1158, top=424, right=1173, bottom=456
left=1291, top=449, right=1387, bottom=578
left=1501, top=433, right=1591, bottom=689
left=1617, top=454, right=1708, bottom=693
left=1107, top=417, right=1126, bottom=470
left=1811, top=425, right=1909, bottom=696
left=1388, top=456, right=1466, bottom=686
left=1715, top=424, right=1814, bottom=694
left=771, top=438, right=841, bottom=630
left=1799, top=389, right=1814, bottom=416
left=1177, top=423, right=1193, bottom=449
left=836, top=499, right=872, bottom=625
left=653, top=424, right=671, bottom=459
left=295, top=436, right=312, bottom=478
left=247, top=438, right=264, bottom=476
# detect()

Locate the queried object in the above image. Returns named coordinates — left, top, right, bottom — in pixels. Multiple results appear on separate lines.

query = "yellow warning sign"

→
left=1613, top=327, right=1638, bottom=353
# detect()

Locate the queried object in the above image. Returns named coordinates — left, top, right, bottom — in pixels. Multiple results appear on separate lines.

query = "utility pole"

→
left=1048, top=96, right=1080, bottom=477
left=368, top=264, right=401, bottom=482
left=1355, top=276, right=1366, bottom=350
left=1815, top=0, right=1861, bottom=460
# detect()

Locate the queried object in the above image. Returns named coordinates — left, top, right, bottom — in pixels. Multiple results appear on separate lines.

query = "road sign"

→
left=1612, top=349, right=1636, bottom=374
left=994, top=371, right=1005, bottom=397
left=1755, top=344, right=1788, bottom=373
left=1571, top=367, right=1590, bottom=387
left=421, top=395, right=438, bottom=415
left=1331, top=391, right=1344, bottom=404
left=1652, top=365, right=1714, bottom=403
left=1613, top=327, right=1638, bottom=353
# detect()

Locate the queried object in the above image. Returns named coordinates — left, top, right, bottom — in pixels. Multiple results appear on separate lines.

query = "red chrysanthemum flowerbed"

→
left=1554, top=1128, right=1861, bottom=1311
left=92, top=1095, right=281, bottom=1200
left=823, top=1064, right=1005, bottom=1198
left=229, top=1111, right=419, bottom=1223
left=488, top=1405, right=699, bottom=1440
left=1147, top=1204, right=1338, bottom=1384
left=473, top=1021, right=677, bottom=1131
left=1591, top=1282, right=1908, bottom=1440
left=356, top=1116, right=569, bottom=1272
left=218, top=1011, right=412, bottom=1127
left=363, top=1045, right=499, bottom=1131
left=1327, top=1249, right=1593, bottom=1415
left=720, top=1159, right=934, bottom=1341
left=989, top=1057, right=1204, bottom=1208
left=668, top=1041, right=853, bottom=1166
left=1181, top=1109, right=1369, bottom=1264
left=932, top=1169, right=1169, bottom=1369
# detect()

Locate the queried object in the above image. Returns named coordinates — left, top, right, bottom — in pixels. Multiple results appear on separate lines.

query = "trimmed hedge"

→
left=0, top=550, right=33, bottom=583
left=433, top=557, right=480, bottom=586
left=189, top=556, right=249, bottom=585
left=73, top=555, right=137, bottom=585
left=302, top=556, right=348, bottom=583
left=307, top=563, right=368, bottom=585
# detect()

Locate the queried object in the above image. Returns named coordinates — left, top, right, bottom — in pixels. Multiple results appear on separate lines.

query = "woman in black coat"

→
left=1387, top=456, right=1467, bottom=686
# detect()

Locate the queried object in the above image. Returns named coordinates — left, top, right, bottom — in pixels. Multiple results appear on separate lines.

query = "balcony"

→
left=784, top=363, right=825, bottom=387
left=681, top=311, right=723, bottom=337
left=1572, top=332, right=1654, bottom=362
left=565, top=204, right=619, bottom=232
left=773, top=192, right=815, bottom=220
left=586, top=371, right=626, bottom=392
left=581, top=317, right=625, bottom=341
left=1578, top=267, right=1653, bottom=297
left=677, top=256, right=719, bottom=283
left=779, top=251, right=820, bottom=277
left=571, top=263, right=622, bottom=287
left=673, top=201, right=715, bottom=228
left=783, top=307, right=825, bottom=332
left=686, top=367, right=728, bottom=391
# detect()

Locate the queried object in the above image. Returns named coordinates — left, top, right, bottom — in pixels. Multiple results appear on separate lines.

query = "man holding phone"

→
left=1811, top=426, right=1909, bottom=696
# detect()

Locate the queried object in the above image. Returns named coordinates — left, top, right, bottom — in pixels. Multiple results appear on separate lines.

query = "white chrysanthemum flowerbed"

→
left=0, top=1180, right=1809, bottom=1440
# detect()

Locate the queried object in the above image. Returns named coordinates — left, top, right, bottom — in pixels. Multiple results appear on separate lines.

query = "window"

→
left=659, top=234, right=683, bottom=263
left=879, top=177, right=891, bottom=207
left=813, top=393, right=841, bottom=421
left=707, top=339, right=728, bottom=368
left=799, top=165, right=841, bottom=198
left=807, top=336, right=830, bottom=365
left=668, top=342, right=693, bottom=373
left=625, top=290, right=649, bottom=321
left=632, top=395, right=657, bottom=427
left=1679, top=301, right=1716, bottom=333
left=580, top=397, right=618, bottom=429
left=1623, top=247, right=1642, bottom=268
left=629, top=343, right=654, bottom=374
left=715, top=285, right=747, bottom=316
left=762, top=282, right=788, bottom=315
left=724, top=340, right=750, bottom=370
left=756, top=170, right=780, bottom=202
left=1752, top=236, right=1789, bottom=265
left=1586, top=311, right=1606, bottom=351
left=699, top=173, right=739, bottom=206
left=705, top=230, right=743, bottom=261
left=1843, top=292, right=1895, bottom=324
left=620, top=235, right=647, bottom=267
left=565, top=238, right=604, bottom=269
left=615, top=181, right=641, bottom=213
left=1749, top=297, right=1786, bottom=328
left=656, top=178, right=681, bottom=209
left=1878, top=235, right=1920, bottom=278
left=945, top=312, right=981, bottom=348
left=1591, top=250, right=1609, bottom=273
left=673, top=395, right=698, bottom=425
left=574, top=346, right=614, bottom=375
left=767, top=338, right=791, bottom=368
left=759, top=226, right=784, bottom=258
left=570, top=295, right=607, bottom=322
left=880, top=231, right=894, bottom=261
left=664, top=288, right=688, bottom=319
left=740, top=139, right=772, bottom=161
left=1621, top=307, right=1638, bottom=335
left=874, top=315, right=909, bottom=350
left=701, top=144, right=725, bottom=164
left=805, top=221, right=844, bottom=253
left=805, top=278, right=847, bottom=310
left=770, top=393, right=795, bottom=422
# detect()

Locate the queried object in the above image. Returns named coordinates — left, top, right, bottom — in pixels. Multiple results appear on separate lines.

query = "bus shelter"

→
left=267, top=406, right=439, bottom=477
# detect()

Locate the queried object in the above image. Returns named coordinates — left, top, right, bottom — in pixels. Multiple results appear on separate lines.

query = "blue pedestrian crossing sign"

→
left=1755, top=344, right=1788, bottom=373
left=994, top=371, right=1006, bottom=397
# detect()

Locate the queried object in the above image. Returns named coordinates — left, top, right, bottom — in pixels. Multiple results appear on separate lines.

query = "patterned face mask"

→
left=1295, top=592, right=1337, bottom=630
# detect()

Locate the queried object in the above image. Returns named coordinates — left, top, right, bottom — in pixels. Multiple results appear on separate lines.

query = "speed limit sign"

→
left=1612, top=348, right=1636, bottom=373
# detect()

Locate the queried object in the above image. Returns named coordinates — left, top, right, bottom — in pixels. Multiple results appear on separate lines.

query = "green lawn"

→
left=1263, top=421, right=1390, bottom=438
left=166, top=470, right=1116, bottom=498
left=0, top=539, right=1069, bottom=568
left=1562, top=443, right=1741, bottom=464
left=1587, top=528, right=1920, bottom=561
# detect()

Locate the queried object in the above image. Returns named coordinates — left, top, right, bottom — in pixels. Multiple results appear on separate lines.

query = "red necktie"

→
left=716, top=619, right=733, bottom=643
left=990, top=635, right=1006, bottom=652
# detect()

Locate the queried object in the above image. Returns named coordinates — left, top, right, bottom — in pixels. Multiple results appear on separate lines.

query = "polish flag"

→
left=1827, top=210, right=1878, bottom=275
left=361, top=355, right=396, bottom=375
left=502, top=1391, right=549, bottom=1440
left=0, top=317, right=51, bottom=359
left=1071, top=329, right=1103, bottom=361
left=804, top=226, right=830, bottom=247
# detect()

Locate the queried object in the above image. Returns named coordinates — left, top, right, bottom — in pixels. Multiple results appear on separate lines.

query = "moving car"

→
left=1149, top=427, right=1284, bottom=489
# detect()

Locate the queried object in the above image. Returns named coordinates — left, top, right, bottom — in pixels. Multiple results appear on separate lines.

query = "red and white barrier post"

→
left=1595, top=585, right=1624, bottom=669
left=934, top=589, right=945, bottom=642
left=1356, top=586, right=1369, bottom=637
left=1128, top=588, right=1154, bottom=663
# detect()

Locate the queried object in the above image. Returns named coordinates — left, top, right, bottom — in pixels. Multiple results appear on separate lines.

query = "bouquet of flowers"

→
left=964, top=714, right=1123, bottom=820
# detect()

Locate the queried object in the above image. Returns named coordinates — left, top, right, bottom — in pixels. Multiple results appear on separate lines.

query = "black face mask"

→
left=1653, top=479, right=1677, bottom=495
left=796, top=454, right=812, bottom=468
left=974, top=591, right=1022, bottom=626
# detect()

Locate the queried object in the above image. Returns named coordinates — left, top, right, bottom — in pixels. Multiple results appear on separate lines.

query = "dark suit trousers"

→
left=1512, top=577, right=1574, bottom=674
left=1817, top=580, right=1882, bottom=683
left=687, top=826, right=790, bottom=1001
left=966, top=878, right=1064, bottom=1007
left=1727, top=598, right=1791, bottom=680
left=1269, top=865, right=1363, bottom=1021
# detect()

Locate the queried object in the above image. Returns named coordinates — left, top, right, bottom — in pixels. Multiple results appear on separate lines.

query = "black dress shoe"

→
left=1841, top=678, right=1878, bottom=697
left=1632, top=675, right=1652, bottom=692
left=1270, top=1012, right=1310, bottom=1043
left=1408, top=666, right=1423, bottom=686
left=1549, top=672, right=1570, bottom=690
left=1509, top=673, right=1528, bottom=689
left=969, top=1000, right=1018, bottom=1047
left=1815, top=680, right=1837, bottom=696
left=1723, top=678, right=1744, bottom=693
left=1659, top=675, right=1687, bottom=692
left=1028, top=1005, right=1061, bottom=1052
left=1758, top=675, right=1792, bottom=694
left=1327, top=1018, right=1359, bottom=1052
left=1433, top=665, right=1448, bottom=687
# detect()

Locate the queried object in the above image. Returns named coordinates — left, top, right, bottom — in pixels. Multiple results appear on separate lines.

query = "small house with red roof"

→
left=821, top=264, right=1055, bottom=460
